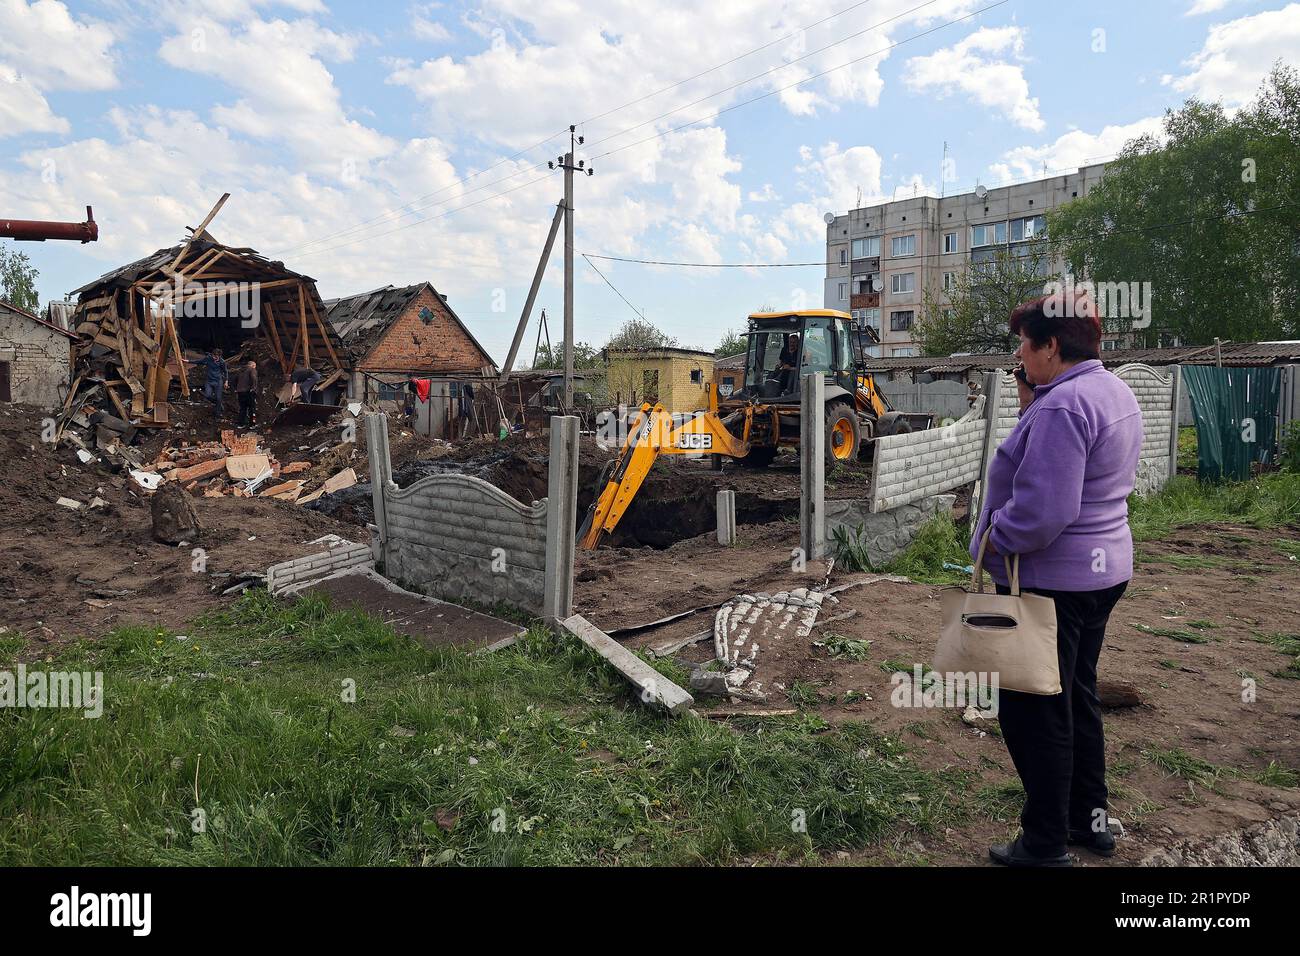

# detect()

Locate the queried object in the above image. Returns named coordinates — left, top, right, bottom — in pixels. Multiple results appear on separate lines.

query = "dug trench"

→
left=315, top=431, right=876, bottom=550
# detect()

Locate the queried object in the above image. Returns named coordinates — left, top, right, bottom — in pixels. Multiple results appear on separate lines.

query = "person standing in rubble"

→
left=192, top=347, right=229, bottom=422
left=292, top=363, right=321, bottom=404
left=235, top=358, right=259, bottom=428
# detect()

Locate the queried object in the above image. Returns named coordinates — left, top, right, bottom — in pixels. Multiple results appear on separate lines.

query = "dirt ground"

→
left=0, top=403, right=369, bottom=653
left=577, top=518, right=1300, bottom=866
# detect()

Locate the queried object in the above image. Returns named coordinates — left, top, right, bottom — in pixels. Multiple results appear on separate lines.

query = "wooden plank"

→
left=305, top=292, right=342, bottom=371
left=171, top=457, right=229, bottom=483
left=261, top=301, right=287, bottom=371
left=298, top=282, right=310, bottom=366
left=226, top=454, right=270, bottom=480
left=168, top=312, right=189, bottom=394
left=559, top=614, right=694, bottom=716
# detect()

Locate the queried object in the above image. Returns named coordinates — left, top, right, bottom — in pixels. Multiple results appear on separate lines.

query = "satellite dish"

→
left=823, top=212, right=836, bottom=224
left=974, top=184, right=988, bottom=200
left=872, top=278, right=883, bottom=293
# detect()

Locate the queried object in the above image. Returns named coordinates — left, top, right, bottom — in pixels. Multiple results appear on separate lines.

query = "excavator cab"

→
left=738, top=311, right=858, bottom=403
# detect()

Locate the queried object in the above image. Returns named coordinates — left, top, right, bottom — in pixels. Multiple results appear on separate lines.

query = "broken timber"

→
left=560, top=614, right=694, bottom=716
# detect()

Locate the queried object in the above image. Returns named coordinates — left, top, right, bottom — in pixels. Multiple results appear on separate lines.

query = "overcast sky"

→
left=1, top=0, right=1297, bottom=360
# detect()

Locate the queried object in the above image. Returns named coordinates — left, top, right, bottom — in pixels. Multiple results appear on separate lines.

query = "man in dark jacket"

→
left=192, top=347, right=229, bottom=422
left=291, top=364, right=322, bottom=404
left=235, top=359, right=259, bottom=428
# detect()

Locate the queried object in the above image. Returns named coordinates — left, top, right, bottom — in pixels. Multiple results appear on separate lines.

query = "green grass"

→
left=1128, top=472, right=1300, bottom=542
left=1142, top=747, right=1222, bottom=787
left=822, top=635, right=871, bottom=662
left=831, top=513, right=972, bottom=585
left=1251, top=632, right=1300, bottom=680
left=1176, top=425, right=1197, bottom=472
left=1129, top=622, right=1213, bottom=644
left=0, top=592, right=965, bottom=866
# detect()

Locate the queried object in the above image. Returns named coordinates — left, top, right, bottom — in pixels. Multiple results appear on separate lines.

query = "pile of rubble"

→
left=137, top=429, right=358, bottom=505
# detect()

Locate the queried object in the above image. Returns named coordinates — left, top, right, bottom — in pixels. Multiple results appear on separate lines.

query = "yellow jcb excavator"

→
left=577, top=309, right=928, bottom=549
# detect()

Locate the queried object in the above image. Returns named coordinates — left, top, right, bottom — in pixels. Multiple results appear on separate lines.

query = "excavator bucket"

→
left=577, top=403, right=748, bottom=549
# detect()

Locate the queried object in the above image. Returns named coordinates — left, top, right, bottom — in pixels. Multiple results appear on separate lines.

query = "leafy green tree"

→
left=603, top=317, right=678, bottom=351
left=915, top=240, right=1056, bottom=356
left=1049, top=63, right=1299, bottom=347
left=0, top=241, right=40, bottom=313
left=531, top=340, right=600, bottom=370
left=714, top=326, right=748, bottom=357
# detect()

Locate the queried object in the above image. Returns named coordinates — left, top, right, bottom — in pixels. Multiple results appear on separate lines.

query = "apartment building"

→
left=823, top=163, right=1109, bottom=357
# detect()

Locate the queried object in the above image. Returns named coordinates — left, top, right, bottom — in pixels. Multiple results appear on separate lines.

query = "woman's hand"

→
left=1014, top=365, right=1034, bottom=411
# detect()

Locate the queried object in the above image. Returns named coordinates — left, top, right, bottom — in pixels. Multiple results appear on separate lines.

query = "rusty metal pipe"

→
left=0, top=206, right=98, bottom=242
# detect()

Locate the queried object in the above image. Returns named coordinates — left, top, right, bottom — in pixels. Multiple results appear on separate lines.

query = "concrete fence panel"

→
left=1112, top=363, right=1176, bottom=496
left=867, top=397, right=986, bottom=512
left=883, top=379, right=973, bottom=422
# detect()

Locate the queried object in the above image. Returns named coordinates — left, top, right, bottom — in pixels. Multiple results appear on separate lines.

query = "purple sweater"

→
left=971, top=360, right=1142, bottom=591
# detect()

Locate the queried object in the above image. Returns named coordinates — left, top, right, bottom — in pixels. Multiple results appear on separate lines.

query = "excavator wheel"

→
left=739, top=445, right=778, bottom=468
left=825, top=401, right=860, bottom=467
left=878, top=411, right=913, bottom=437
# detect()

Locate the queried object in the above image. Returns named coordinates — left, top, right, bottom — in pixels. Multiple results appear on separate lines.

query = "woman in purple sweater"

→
left=972, top=292, right=1142, bottom=867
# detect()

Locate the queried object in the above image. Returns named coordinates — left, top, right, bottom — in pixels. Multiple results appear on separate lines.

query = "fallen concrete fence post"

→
left=560, top=613, right=695, bottom=716
left=716, top=489, right=736, bottom=545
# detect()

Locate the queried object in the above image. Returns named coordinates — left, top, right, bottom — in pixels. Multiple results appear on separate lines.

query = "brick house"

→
left=0, top=299, right=75, bottom=407
left=604, top=347, right=715, bottom=413
left=325, top=283, right=497, bottom=437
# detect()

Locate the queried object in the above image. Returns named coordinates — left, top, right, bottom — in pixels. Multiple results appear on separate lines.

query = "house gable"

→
left=357, top=285, right=494, bottom=374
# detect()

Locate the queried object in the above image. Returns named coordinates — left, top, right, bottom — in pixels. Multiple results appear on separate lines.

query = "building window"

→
left=891, top=272, right=915, bottom=295
left=377, top=382, right=404, bottom=401
left=890, top=310, right=914, bottom=332
left=839, top=249, right=847, bottom=266
left=892, top=346, right=919, bottom=357
left=1010, top=215, right=1046, bottom=242
left=890, top=234, right=915, bottom=257
left=943, top=231, right=959, bottom=254
left=971, top=221, right=1008, bottom=247
left=942, top=271, right=958, bottom=291
left=864, top=307, right=880, bottom=329
left=690, top=368, right=703, bottom=384
left=853, top=273, right=878, bottom=295
left=837, top=282, right=848, bottom=301
left=851, top=236, right=880, bottom=258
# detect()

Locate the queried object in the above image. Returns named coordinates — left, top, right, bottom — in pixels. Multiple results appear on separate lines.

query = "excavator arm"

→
left=577, top=403, right=749, bottom=549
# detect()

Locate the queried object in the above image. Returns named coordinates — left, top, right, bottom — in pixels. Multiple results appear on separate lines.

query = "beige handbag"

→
left=933, top=528, right=1061, bottom=695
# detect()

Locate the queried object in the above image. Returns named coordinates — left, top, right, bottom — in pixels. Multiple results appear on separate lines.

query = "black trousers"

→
left=236, top=391, right=256, bottom=427
left=994, top=580, right=1128, bottom=856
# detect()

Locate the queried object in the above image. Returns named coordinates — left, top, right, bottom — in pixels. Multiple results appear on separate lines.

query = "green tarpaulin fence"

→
left=1182, top=365, right=1281, bottom=481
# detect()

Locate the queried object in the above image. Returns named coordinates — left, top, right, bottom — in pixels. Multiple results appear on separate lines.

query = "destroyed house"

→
left=0, top=298, right=76, bottom=407
left=325, top=283, right=497, bottom=438
left=64, top=238, right=346, bottom=429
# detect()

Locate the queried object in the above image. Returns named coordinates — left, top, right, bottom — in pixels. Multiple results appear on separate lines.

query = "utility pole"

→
left=553, top=126, right=593, bottom=410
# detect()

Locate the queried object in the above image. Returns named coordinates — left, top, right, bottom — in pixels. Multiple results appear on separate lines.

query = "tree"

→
left=530, top=340, right=600, bottom=370
left=603, top=317, right=678, bottom=351
left=0, top=241, right=40, bottom=313
left=1048, top=63, right=1300, bottom=347
left=915, top=240, right=1057, bottom=356
left=714, top=326, right=748, bottom=357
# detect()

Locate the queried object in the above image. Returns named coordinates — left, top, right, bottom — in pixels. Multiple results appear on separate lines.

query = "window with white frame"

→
left=891, top=272, right=915, bottom=295
left=890, top=234, right=916, bottom=257
left=942, top=271, right=958, bottom=291
left=864, top=307, right=880, bottom=329
left=1010, top=215, right=1046, bottom=242
left=837, top=282, right=848, bottom=301
left=892, top=346, right=918, bottom=357
left=970, top=221, right=1008, bottom=247
left=943, top=231, right=959, bottom=254
left=839, top=249, right=847, bottom=266
left=851, top=236, right=881, bottom=259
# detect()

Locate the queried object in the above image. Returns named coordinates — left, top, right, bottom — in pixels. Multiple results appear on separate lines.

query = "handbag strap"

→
left=972, top=525, right=1021, bottom=596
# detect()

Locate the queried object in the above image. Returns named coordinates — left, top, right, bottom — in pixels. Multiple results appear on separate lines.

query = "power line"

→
left=587, top=2, right=1008, bottom=166
left=583, top=254, right=647, bottom=321
left=580, top=201, right=1299, bottom=269
left=575, top=0, right=883, bottom=128
left=584, top=0, right=944, bottom=153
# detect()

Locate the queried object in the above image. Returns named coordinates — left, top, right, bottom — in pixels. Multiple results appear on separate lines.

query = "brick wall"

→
left=868, top=399, right=986, bottom=511
left=360, top=286, right=493, bottom=374
left=0, top=311, right=71, bottom=407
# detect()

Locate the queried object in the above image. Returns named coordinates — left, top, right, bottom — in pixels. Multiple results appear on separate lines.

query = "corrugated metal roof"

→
left=714, top=351, right=746, bottom=369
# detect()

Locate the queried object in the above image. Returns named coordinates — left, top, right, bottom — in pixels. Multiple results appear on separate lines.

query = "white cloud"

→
left=411, top=4, right=452, bottom=42
left=988, top=116, right=1165, bottom=183
left=903, top=25, right=1044, bottom=131
left=157, top=15, right=395, bottom=176
left=747, top=183, right=780, bottom=202
left=1185, top=0, right=1241, bottom=15
left=0, top=0, right=117, bottom=138
left=1164, top=3, right=1300, bottom=107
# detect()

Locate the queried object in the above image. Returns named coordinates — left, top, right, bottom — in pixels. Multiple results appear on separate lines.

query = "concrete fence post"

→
left=365, top=412, right=393, bottom=564
left=969, top=370, right=1002, bottom=525
left=543, top=415, right=580, bottom=625
left=716, top=489, right=736, bottom=546
left=1166, top=364, right=1182, bottom=488
left=800, top=373, right=826, bottom=562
